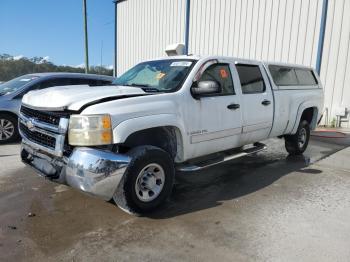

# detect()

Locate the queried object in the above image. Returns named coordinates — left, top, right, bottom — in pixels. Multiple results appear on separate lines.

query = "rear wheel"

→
left=284, top=120, right=310, bottom=155
left=113, top=145, right=175, bottom=214
left=0, top=114, right=19, bottom=144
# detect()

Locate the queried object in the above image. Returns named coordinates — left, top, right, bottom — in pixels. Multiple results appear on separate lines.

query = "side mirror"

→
left=191, top=80, right=221, bottom=97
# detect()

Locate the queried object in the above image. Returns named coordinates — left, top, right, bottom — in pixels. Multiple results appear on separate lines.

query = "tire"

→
left=0, top=114, right=20, bottom=144
left=284, top=120, right=310, bottom=155
left=113, top=145, right=175, bottom=214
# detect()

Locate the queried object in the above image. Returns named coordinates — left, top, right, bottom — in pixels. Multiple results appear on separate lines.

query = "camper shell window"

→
left=268, top=65, right=318, bottom=86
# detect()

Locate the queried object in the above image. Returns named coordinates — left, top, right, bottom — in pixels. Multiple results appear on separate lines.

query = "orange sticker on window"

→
left=220, top=69, right=228, bottom=78
left=156, top=72, right=166, bottom=79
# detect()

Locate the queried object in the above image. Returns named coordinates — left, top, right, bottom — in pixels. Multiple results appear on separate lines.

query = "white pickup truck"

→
left=19, top=51, right=324, bottom=214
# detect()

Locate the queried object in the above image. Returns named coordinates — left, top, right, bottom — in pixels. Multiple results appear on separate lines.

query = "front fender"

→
left=113, top=113, right=186, bottom=144
left=0, top=98, right=21, bottom=116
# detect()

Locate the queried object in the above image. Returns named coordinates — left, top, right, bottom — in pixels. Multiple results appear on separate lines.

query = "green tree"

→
left=0, top=54, right=113, bottom=82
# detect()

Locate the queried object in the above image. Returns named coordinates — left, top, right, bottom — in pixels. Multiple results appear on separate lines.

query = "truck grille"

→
left=19, top=122, right=56, bottom=149
left=19, top=106, right=70, bottom=156
left=20, top=106, right=69, bottom=126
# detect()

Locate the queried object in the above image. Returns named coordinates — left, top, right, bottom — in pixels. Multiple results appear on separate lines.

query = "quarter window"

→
left=269, top=65, right=318, bottom=86
left=198, top=64, right=235, bottom=95
left=269, top=66, right=298, bottom=86
left=295, top=69, right=318, bottom=85
left=236, top=64, right=265, bottom=94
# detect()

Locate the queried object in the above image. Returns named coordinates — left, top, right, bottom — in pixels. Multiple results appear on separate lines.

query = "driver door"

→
left=185, top=60, right=243, bottom=159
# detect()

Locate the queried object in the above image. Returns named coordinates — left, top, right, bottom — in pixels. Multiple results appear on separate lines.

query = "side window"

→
left=87, top=79, right=111, bottom=86
left=27, top=79, right=62, bottom=91
left=199, top=64, right=235, bottom=95
left=51, top=78, right=72, bottom=87
left=38, top=78, right=72, bottom=89
left=69, top=78, right=92, bottom=85
left=26, top=83, right=42, bottom=91
left=269, top=66, right=298, bottom=86
left=95, top=80, right=112, bottom=86
left=236, top=64, right=265, bottom=94
left=295, top=69, right=318, bottom=85
left=15, top=80, right=54, bottom=98
left=70, top=78, right=111, bottom=86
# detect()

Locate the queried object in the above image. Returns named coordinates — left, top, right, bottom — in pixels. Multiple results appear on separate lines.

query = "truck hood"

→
left=22, top=85, right=147, bottom=111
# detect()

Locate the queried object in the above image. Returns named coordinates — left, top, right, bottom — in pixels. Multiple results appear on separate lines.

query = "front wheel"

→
left=0, top=114, right=20, bottom=144
left=284, top=120, right=310, bottom=155
left=113, top=145, right=175, bottom=214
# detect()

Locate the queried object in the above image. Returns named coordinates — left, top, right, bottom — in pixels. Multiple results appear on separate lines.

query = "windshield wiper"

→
left=141, top=87, right=161, bottom=93
left=127, top=83, right=150, bottom=87
left=123, top=83, right=160, bottom=93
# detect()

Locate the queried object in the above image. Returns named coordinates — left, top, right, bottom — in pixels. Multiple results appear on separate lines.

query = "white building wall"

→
left=117, top=0, right=350, bottom=125
left=117, top=0, right=186, bottom=75
left=188, top=0, right=322, bottom=66
left=320, top=0, right=350, bottom=124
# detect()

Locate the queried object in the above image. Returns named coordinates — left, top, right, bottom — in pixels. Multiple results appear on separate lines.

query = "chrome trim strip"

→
left=20, top=132, right=63, bottom=157
left=19, top=113, right=68, bottom=134
left=19, top=117, right=57, bottom=137
left=22, top=142, right=68, bottom=164
left=58, top=118, right=69, bottom=133
left=19, top=113, right=69, bottom=157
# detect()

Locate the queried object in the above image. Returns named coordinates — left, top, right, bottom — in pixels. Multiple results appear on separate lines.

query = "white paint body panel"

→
left=22, top=85, right=146, bottom=111
left=22, top=56, right=324, bottom=163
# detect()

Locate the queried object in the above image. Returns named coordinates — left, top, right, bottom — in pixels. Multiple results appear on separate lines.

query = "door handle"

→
left=227, top=103, right=240, bottom=110
left=261, top=100, right=271, bottom=106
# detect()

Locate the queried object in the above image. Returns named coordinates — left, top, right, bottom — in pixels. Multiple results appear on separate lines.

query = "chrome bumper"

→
left=21, top=141, right=131, bottom=200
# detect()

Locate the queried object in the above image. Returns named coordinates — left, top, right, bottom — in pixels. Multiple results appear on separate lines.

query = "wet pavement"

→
left=1, top=137, right=350, bottom=261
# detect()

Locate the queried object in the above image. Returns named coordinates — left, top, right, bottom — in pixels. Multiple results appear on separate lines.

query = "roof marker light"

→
left=165, top=43, right=185, bottom=56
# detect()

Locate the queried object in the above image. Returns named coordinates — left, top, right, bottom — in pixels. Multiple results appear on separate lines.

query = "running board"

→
left=177, top=142, right=267, bottom=172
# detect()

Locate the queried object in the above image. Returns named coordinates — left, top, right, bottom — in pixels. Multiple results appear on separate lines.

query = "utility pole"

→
left=83, top=0, right=89, bottom=73
left=100, top=40, right=103, bottom=74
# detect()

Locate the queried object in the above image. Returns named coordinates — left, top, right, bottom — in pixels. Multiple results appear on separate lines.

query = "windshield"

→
left=112, top=59, right=195, bottom=92
left=0, top=75, right=39, bottom=96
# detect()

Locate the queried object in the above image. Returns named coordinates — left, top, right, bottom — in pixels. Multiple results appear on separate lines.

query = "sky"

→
left=0, top=0, right=115, bottom=68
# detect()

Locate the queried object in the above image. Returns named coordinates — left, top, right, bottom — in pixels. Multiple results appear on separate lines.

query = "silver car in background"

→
left=0, top=73, right=114, bottom=144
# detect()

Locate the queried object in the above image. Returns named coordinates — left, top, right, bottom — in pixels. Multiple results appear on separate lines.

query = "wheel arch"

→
left=0, top=110, right=19, bottom=120
left=113, top=115, right=185, bottom=162
left=291, top=103, right=320, bottom=134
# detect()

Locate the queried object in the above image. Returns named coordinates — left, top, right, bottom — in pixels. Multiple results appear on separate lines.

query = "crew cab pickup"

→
left=19, top=52, right=324, bottom=214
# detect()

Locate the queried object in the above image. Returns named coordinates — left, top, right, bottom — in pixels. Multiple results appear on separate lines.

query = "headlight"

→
left=68, top=114, right=113, bottom=146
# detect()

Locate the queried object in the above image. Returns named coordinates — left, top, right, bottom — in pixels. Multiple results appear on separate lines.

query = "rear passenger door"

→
left=234, top=62, right=273, bottom=144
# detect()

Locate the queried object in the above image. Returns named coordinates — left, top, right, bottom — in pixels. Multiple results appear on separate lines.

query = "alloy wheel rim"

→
left=0, top=119, right=15, bottom=141
left=135, top=163, right=165, bottom=202
left=298, top=128, right=307, bottom=148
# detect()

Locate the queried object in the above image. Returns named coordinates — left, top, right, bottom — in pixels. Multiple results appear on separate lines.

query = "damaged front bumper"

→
left=21, top=140, right=130, bottom=200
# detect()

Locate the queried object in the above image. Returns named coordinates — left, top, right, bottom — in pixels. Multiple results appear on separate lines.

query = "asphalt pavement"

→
left=1, top=136, right=350, bottom=262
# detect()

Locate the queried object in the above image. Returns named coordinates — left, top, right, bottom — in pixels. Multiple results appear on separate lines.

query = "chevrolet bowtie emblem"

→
left=26, top=119, right=35, bottom=131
